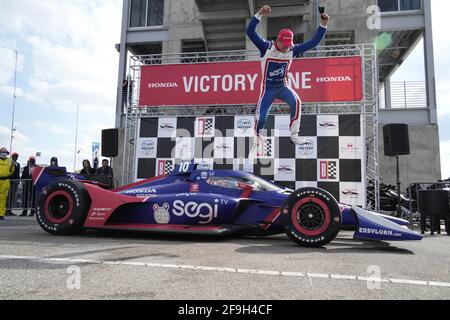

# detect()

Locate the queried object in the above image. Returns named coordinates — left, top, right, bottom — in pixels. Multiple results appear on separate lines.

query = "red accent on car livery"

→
left=291, top=197, right=331, bottom=236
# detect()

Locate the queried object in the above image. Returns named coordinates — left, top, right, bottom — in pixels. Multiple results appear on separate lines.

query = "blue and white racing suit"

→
left=246, top=14, right=327, bottom=139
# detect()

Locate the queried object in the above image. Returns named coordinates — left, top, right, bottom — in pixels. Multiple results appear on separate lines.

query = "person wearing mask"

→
left=6, top=152, right=20, bottom=216
left=0, top=147, right=15, bottom=220
left=80, top=159, right=95, bottom=176
left=20, top=156, right=37, bottom=217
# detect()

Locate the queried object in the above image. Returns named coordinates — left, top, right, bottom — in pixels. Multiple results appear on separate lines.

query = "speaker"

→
left=383, top=124, right=410, bottom=156
left=102, top=129, right=119, bottom=157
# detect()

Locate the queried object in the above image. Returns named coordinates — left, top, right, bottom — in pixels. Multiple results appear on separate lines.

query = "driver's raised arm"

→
left=293, top=13, right=329, bottom=57
left=292, top=25, right=327, bottom=57
left=246, top=5, right=271, bottom=55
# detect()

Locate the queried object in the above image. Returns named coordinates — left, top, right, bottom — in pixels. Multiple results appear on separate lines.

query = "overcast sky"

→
left=0, top=0, right=449, bottom=178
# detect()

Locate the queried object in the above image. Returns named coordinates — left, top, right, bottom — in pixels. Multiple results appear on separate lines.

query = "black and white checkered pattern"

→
left=135, top=114, right=365, bottom=205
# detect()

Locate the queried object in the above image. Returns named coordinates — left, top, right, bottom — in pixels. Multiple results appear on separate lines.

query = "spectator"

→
left=20, top=156, right=37, bottom=217
left=80, top=159, right=95, bottom=176
left=96, top=159, right=114, bottom=189
left=93, top=157, right=99, bottom=172
left=0, top=147, right=15, bottom=221
left=96, top=159, right=113, bottom=178
left=50, top=157, right=58, bottom=167
left=6, top=152, right=20, bottom=216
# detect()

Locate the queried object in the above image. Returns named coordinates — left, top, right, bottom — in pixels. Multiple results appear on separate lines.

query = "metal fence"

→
left=6, top=179, right=36, bottom=213
left=407, top=181, right=450, bottom=225
left=379, top=81, right=427, bottom=109
left=122, top=44, right=380, bottom=210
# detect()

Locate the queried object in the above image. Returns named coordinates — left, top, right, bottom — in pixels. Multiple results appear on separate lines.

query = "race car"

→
left=31, top=162, right=422, bottom=247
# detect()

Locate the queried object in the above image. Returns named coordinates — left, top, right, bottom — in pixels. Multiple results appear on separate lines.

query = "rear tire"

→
left=36, top=180, right=90, bottom=235
left=282, top=187, right=341, bottom=247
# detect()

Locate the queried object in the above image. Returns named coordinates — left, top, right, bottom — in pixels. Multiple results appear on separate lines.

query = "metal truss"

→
left=123, top=44, right=380, bottom=209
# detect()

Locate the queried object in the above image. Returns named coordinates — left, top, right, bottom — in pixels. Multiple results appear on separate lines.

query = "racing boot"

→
left=249, top=136, right=264, bottom=160
left=290, top=134, right=310, bottom=146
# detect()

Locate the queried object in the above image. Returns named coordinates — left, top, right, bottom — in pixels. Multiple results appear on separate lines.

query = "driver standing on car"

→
left=246, top=5, right=329, bottom=156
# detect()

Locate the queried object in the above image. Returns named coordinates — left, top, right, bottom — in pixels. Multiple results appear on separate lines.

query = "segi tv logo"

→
left=172, top=200, right=219, bottom=224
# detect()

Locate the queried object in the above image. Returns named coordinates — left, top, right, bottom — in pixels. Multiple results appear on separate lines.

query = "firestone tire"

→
left=282, top=187, right=341, bottom=247
left=36, top=180, right=90, bottom=235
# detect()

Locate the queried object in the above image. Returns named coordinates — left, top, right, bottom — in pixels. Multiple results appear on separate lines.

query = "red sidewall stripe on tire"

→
left=44, top=191, right=74, bottom=224
left=291, top=197, right=331, bottom=237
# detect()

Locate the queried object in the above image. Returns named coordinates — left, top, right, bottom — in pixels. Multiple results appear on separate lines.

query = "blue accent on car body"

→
left=33, top=162, right=421, bottom=242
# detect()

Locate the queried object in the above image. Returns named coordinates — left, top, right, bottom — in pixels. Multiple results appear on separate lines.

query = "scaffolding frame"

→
left=122, top=44, right=380, bottom=210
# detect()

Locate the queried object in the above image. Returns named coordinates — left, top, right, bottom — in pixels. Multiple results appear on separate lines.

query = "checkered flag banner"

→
left=136, top=114, right=365, bottom=206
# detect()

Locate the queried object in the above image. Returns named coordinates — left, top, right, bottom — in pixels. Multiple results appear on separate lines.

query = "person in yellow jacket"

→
left=0, top=147, right=15, bottom=220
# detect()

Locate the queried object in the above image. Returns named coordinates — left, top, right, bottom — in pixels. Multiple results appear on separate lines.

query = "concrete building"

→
left=114, top=0, right=440, bottom=191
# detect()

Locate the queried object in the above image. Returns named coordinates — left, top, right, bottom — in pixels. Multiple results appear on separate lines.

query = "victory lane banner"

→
left=139, top=56, right=362, bottom=106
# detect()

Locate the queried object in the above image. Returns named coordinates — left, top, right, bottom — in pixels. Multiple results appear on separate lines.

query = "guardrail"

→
left=6, top=179, right=36, bottom=214
left=380, top=81, right=427, bottom=109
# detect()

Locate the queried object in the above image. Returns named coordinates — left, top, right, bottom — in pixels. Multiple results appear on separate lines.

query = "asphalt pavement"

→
left=0, top=216, right=449, bottom=300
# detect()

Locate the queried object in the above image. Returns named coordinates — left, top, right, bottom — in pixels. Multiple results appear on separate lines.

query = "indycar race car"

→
left=31, top=162, right=422, bottom=247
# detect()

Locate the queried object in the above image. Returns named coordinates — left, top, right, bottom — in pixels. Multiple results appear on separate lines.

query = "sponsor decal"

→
left=189, top=183, right=199, bottom=193
left=200, top=172, right=208, bottom=179
left=140, top=140, right=155, bottom=156
left=176, top=139, right=193, bottom=160
left=158, top=160, right=174, bottom=176
left=237, top=119, right=252, bottom=132
left=216, top=144, right=231, bottom=150
left=297, top=139, right=314, bottom=156
left=159, top=123, right=175, bottom=130
left=123, top=187, right=157, bottom=195
left=277, top=165, right=294, bottom=172
left=269, top=66, right=286, bottom=78
left=196, top=117, right=214, bottom=137
left=196, top=163, right=211, bottom=171
left=341, top=142, right=360, bottom=153
left=318, top=121, right=337, bottom=128
left=148, top=82, right=178, bottom=88
left=359, top=228, right=401, bottom=238
left=89, top=208, right=111, bottom=221
left=319, top=160, right=337, bottom=180
left=153, top=203, right=170, bottom=224
left=172, top=200, right=219, bottom=224
left=342, top=189, right=359, bottom=196
left=316, top=76, right=352, bottom=83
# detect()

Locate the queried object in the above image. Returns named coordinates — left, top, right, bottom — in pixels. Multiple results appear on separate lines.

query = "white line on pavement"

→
left=0, top=255, right=449, bottom=289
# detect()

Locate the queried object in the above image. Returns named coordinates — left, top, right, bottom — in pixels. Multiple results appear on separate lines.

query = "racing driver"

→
left=246, top=4, right=329, bottom=156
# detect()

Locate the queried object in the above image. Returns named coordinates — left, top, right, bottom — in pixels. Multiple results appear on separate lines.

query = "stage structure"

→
left=121, top=44, right=380, bottom=209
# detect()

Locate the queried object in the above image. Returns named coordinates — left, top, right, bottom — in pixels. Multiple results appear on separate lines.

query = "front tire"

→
left=282, top=187, right=341, bottom=247
left=36, top=180, right=91, bottom=235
